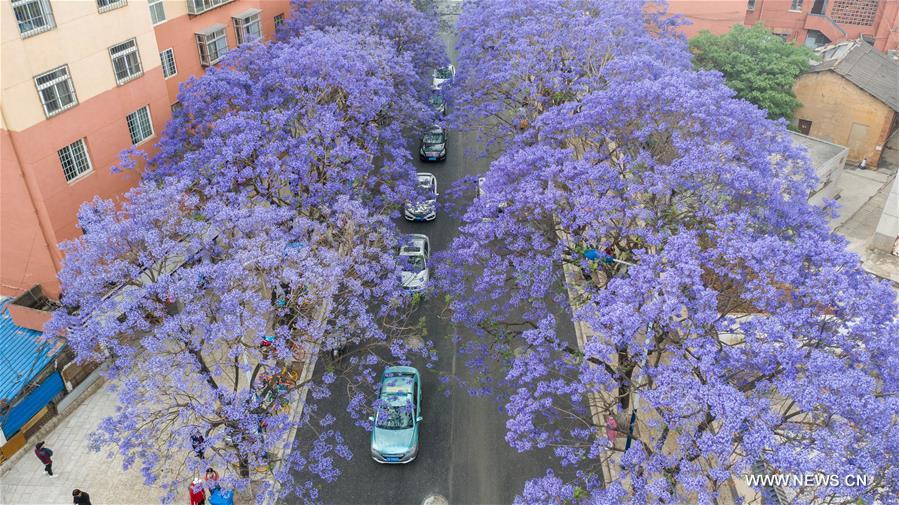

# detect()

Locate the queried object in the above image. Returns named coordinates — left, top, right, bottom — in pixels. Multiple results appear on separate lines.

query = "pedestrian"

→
left=191, top=431, right=205, bottom=459
left=204, top=467, right=220, bottom=489
left=34, top=441, right=55, bottom=477
left=605, top=415, right=618, bottom=446
left=858, top=157, right=868, bottom=169
left=72, top=489, right=92, bottom=505
left=189, top=478, right=206, bottom=505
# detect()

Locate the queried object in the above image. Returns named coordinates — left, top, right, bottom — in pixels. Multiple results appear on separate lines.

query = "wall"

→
left=793, top=71, right=895, bottom=165
left=1, top=0, right=171, bottom=298
left=152, top=0, right=290, bottom=106
left=663, top=0, right=748, bottom=37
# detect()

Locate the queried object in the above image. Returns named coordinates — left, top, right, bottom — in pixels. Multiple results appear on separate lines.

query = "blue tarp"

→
left=0, top=371, right=64, bottom=438
left=0, top=298, right=61, bottom=402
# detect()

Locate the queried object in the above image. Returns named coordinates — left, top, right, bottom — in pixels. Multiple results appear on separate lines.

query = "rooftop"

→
left=0, top=297, right=63, bottom=402
left=808, top=39, right=899, bottom=112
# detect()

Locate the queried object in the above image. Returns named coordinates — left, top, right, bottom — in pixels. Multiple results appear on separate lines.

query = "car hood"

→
left=372, top=427, right=416, bottom=454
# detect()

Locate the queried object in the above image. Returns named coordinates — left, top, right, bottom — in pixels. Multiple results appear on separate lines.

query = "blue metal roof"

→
left=0, top=297, right=63, bottom=402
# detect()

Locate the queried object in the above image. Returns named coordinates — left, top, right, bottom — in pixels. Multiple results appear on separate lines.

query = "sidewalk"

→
left=0, top=382, right=167, bottom=505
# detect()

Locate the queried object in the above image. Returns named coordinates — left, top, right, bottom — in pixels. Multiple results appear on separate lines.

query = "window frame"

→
left=233, top=9, right=262, bottom=45
left=747, top=0, right=756, bottom=10
left=196, top=26, right=229, bottom=66
left=148, top=0, right=166, bottom=25
left=790, top=0, right=804, bottom=11
left=274, top=13, right=284, bottom=26
left=58, top=138, right=94, bottom=183
left=160, top=48, right=177, bottom=79
left=187, top=0, right=233, bottom=16
left=126, top=106, right=154, bottom=146
left=97, top=0, right=127, bottom=13
left=11, top=0, right=56, bottom=38
left=109, top=38, right=144, bottom=85
left=34, top=65, right=78, bottom=118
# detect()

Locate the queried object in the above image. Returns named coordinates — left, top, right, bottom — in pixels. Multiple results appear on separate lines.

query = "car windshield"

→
left=429, top=94, right=444, bottom=106
left=403, top=255, right=425, bottom=271
left=423, top=132, right=444, bottom=144
left=435, top=67, right=452, bottom=79
left=375, top=394, right=414, bottom=430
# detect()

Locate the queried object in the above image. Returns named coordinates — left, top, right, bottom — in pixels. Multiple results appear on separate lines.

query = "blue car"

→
left=369, top=366, right=422, bottom=464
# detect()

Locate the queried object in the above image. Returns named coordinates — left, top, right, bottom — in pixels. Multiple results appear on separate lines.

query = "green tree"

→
left=690, top=24, right=815, bottom=120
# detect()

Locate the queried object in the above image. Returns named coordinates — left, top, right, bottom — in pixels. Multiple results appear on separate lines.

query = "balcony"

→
left=187, top=0, right=232, bottom=15
left=7, top=285, right=60, bottom=332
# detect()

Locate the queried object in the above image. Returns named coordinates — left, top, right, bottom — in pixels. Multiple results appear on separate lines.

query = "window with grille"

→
left=187, top=0, right=232, bottom=15
left=196, top=26, right=228, bottom=66
left=97, top=0, right=127, bottom=13
left=109, top=39, right=143, bottom=85
left=12, top=0, right=55, bottom=37
left=274, top=13, right=284, bottom=26
left=234, top=9, right=262, bottom=45
left=747, top=0, right=756, bottom=10
left=58, top=139, right=93, bottom=182
left=34, top=65, right=78, bottom=118
left=148, top=0, right=166, bottom=24
left=790, top=0, right=804, bottom=10
left=126, top=106, right=153, bottom=145
left=160, top=48, right=177, bottom=78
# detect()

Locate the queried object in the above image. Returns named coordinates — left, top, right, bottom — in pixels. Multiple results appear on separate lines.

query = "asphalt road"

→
left=289, top=6, right=576, bottom=504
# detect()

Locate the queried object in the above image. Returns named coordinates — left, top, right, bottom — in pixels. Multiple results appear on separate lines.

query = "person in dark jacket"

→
left=34, top=441, right=54, bottom=477
left=72, top=489, right=92, bottom=505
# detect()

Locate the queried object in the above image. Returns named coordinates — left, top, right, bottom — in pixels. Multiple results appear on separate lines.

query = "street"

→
left=290, top=7, right=575, bottom=504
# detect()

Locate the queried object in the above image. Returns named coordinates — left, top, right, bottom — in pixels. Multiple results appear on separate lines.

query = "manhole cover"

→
left=422, top=495, right=449, bottom=505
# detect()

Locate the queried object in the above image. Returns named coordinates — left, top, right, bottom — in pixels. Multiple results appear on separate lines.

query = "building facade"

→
left=1, top=0, right=288, bottom=300
left=745, top=0, right=899, bottom=51
left=793, top=40, right=899, bottom=165
left=666, top=0, right=748, bottom=37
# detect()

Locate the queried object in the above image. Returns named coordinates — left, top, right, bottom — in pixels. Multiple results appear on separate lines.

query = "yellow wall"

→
left=1, top=0, right=162, bottom=132
left=793, top=71, right=895, bottom=165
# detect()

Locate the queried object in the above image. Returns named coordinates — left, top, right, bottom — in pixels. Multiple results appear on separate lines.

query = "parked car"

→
left=428, top=92, right=446, bottom=116
left=370, top=366, right=422, bottom=464
left=405, top=173, right=438, bottom=222
left=432, top=64, right=455, bottom=89
left=399, top=234, right=430, bottom=292
left=419, top=125, right=447, bottom=161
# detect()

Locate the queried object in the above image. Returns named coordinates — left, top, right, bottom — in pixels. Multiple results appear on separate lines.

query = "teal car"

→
left=369, top=366, right=422, bottom=464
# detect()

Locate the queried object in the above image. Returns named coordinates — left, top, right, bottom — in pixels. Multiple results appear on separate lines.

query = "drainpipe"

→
left=0, top=109, right=64, bottom=286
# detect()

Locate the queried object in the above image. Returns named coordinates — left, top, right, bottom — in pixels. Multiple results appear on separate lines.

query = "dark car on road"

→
left=419, top=125, right=447, bottom=161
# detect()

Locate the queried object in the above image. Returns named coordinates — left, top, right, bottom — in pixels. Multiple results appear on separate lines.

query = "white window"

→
left=160, top=48, right=177, bottom=79
left=790, top=0, right=804, bottom=10
left=148, top=0, right=166, bottom=24
left=34, top=65, right=78, bottom=117
left=126, top=106, right=153, bottom=145
left=233, top=9, right=262, bottom=44
left=187, top=0, right=232, bottom=15
left=196, top=25, right=228, bottom=66
left=109, top=39, right=143, bottom=85
left=97, top=0, right=127, bottom=13
left=58, top=139, right=93, bottom=182
left=12, top=0, right=55, bottom=37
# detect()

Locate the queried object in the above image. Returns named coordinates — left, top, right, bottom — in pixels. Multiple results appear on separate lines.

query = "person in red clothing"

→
left=189, top=478, right=206, bottom=505
left=34, top=441, right=55, bottom=477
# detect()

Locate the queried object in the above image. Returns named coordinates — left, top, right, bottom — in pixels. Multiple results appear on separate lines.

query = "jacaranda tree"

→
left=441, top=1, right=899, bottom=504
left=47, top=15, right=442, bottom=504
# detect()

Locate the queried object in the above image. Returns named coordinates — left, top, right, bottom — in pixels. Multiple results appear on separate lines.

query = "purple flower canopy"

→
left=441, top=0, right=899, bottom=504
left=47, top=3, right=445, bottom=503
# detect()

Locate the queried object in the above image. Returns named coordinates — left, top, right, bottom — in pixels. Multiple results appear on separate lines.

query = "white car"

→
left=399, top=234, right=430, bottom=292
left=432, top=64, right=455, bottom=89
left=405, top=173, right=438, bottom=222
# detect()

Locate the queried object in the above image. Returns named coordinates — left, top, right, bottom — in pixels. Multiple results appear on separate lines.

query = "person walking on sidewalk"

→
left=72, top=489, right=92, bottom=505
left=34, top=441, right=55, bottom=477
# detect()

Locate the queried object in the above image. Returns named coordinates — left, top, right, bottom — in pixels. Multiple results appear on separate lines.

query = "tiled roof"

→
left=808, top=39, right=899, bottom=112
left=0, top=298, right=62, bottom=402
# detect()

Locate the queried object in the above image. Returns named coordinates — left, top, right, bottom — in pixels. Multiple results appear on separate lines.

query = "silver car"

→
left=405, top=173, right=438, bottom=222
left=399, top=234, right=430, bottom=292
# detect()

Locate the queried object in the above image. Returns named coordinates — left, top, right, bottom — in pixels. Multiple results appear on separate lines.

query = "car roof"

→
left=381, top=375, right=415, bottom=397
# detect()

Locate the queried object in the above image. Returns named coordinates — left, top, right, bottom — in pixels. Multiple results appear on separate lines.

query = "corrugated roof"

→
left=808, top=39, right=899, bottom=112
left=0, top=298, right=62, bottom=402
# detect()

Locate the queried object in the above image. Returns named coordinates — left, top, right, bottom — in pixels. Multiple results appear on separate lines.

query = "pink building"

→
left=745, top=0, right=899, bottom=51
left=666, top=0, right=749, bottom=37
left=1, top=0, right=288, bottom=301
